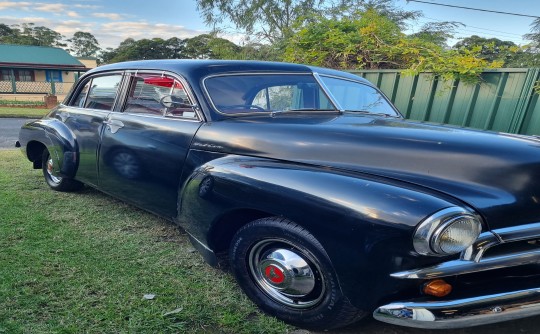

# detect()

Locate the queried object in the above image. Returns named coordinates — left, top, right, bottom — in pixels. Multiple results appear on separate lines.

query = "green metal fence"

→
left=349, top=69, right=540, bottom=135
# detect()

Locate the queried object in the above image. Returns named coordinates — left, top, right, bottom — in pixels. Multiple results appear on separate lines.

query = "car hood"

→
left=194, top=113, right=540, bottom=229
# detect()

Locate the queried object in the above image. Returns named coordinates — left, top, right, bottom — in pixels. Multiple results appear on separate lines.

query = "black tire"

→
left=229, top=217, right=366, bottom=330
left=42, top=149, right=83, bottom=192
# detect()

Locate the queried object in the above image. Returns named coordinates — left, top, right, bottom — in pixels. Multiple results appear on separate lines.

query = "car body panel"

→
left=17, top=59, right=540, bottom=329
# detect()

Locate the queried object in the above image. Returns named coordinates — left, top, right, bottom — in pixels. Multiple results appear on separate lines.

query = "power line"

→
left=423, top=16, right=525, bottom=37
left=406, top=0, right=540, bottom=19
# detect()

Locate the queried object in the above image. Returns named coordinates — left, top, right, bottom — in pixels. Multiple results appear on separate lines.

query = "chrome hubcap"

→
left=46, top=157, right=62, bottom=184
left=248, top=239, right=325, bottom=309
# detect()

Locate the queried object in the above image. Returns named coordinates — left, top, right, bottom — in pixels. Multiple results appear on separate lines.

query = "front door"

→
left=97, top=72, right=202, bottom=218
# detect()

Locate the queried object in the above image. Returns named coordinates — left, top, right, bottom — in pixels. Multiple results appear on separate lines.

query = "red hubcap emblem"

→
left=265, top=265, right=285, bottom=284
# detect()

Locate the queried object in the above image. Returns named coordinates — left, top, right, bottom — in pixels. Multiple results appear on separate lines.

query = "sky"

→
left=0, top=0, right=539, bottom=49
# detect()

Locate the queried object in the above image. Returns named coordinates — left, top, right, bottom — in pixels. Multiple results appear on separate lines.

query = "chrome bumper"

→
left=374, top=287, right=540, bottom=329
left=374, top=222, right=540, bottom=328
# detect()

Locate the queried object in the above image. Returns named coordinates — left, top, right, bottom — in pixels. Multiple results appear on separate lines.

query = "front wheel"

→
left=229, top=217, right=365, bottom=330
left=42, top=149, right=83, bottom=192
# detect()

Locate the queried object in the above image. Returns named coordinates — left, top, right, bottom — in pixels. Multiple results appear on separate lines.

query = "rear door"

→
left=97, top=71, right=203, bottom=218
left=63, top=72, right=124, bottom=187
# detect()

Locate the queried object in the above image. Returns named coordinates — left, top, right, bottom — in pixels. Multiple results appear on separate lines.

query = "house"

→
left=0, top=44, right=96, bottom=102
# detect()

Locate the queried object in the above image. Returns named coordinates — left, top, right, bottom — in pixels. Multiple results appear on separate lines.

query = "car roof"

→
left=86, top=59, right=373, bottom=86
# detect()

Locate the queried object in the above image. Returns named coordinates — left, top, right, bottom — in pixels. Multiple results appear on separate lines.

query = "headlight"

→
left=413, top=207, right=482, bottom=256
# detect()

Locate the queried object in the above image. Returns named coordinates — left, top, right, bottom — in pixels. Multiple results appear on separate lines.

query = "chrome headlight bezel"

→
left=413, top=207, right=483, bottom=256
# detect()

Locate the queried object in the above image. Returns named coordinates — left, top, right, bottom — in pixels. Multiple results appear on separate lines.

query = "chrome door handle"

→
left=103, top=119, right=124, bottom=134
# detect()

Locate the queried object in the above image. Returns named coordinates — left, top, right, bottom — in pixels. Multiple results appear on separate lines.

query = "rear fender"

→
left=19, top=119, right=78, bottom=178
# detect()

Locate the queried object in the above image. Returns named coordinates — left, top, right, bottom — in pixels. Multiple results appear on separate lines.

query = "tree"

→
left=184, top=34, right=240, bottom=59
left=453, top=35, right=517, bottom=62
left=524, top=18, right=540, bottom=45
left=68, top=31, right=101, bottom=57
left=284, top=9, right=501, bottom=83
left=409, top=21, right=463, bottom=47
left=196, top=0, right=321, bottom=43
left=0, top=23, right=66, bottom=47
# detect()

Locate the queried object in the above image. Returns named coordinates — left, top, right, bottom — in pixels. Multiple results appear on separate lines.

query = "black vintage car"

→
left=17, top=60, right=540, bottom=330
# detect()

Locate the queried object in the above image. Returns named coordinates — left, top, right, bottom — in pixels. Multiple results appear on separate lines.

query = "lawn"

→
left=0, top=107, right=49, bottom=118
left=0, top=149, right=292, bottom=333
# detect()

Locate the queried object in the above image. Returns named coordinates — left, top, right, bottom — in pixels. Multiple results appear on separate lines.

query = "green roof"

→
left=0, top=44, right=85, bottom=68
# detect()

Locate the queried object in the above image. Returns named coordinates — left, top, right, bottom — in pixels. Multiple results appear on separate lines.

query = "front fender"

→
left=178, top=155, right=465, bottom=309
left=19, top=118, right=78, bottom=178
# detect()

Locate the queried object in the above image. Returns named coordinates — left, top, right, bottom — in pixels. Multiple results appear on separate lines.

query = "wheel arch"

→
left=19, top=119, right=79, bottom=178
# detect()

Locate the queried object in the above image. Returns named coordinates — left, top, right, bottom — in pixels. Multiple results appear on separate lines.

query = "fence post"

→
left=51, top=81, right=56, bottom=95
left=10, top=69, right=16, bottom=93
left=510, top=68, right=540, bottom=134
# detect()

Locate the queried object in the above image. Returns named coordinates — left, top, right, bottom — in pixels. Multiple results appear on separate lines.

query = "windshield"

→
left=204, top=74, right=337, bottom=114
left=319, top=76, right=399, bottom=116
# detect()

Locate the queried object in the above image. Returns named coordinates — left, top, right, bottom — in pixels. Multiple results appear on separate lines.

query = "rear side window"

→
left=70, top=74, right=123, bottom=111
left=124, top=74, right=196, bottom=118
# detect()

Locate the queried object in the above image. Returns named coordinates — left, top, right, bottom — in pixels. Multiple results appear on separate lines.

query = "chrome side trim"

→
left=391, top=248, right=540, bottom=279
left=495, top=222, right=540, bottom=242
left=374, top=287, right=540, bottom=329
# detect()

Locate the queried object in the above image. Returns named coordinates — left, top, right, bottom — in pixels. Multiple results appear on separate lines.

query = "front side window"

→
left=70, top=74, right=122, bottom=111
left=124, top=74, right=195, bottom=118
left=205, top=74, right=336, bottom=114
left=319, top=76, right=398, bottom=116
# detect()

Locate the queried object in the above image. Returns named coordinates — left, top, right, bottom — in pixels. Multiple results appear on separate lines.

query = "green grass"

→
left=0, top=150, right=292, bottom=333
left=0, top=107, right=49, bottom=118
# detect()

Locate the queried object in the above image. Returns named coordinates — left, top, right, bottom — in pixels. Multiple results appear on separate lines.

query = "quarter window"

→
left=69, top=74, right=122, bottom=111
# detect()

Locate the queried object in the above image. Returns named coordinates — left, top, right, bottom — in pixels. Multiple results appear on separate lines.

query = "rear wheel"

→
left=229, top=217, right=365, bottom=330
left=42, top=149, right=83, bottom=192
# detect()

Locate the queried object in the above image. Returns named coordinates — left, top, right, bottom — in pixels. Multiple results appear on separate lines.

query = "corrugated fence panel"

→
left=349, top=69, right=540, bottom=135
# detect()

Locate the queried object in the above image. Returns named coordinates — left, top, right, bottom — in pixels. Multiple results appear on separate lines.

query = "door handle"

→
left=103, top=119, right=124, bottom=134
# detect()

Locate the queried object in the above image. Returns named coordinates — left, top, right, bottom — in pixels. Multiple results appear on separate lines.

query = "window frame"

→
left=66, top=71, right=125, bottom=112
left=202, top=72, right=340, bottom=117
left=317, top=74, right=402, bottom=117
left=118, top=70, right=202, bottom=122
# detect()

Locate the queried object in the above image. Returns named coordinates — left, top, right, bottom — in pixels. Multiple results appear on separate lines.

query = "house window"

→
left=46, top=70, right=63, bottom=83
left=15, top=70, right=34, bottom=82
left=1, top=70, right=13, bottom=81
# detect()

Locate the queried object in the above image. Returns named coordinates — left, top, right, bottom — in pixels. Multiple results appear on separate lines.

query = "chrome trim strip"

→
left=461, top=231, right=500, bottom=262
left=374, top=287, right=540, bottom=329
left=312, top=72, right=343, bottom=111
left=391, top=248, right=540, bottom=279
left=495, top=222, right=540, bottom=242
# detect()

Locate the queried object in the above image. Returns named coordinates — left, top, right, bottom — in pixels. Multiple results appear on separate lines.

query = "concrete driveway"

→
left=0, top=118, right=32, bottom=149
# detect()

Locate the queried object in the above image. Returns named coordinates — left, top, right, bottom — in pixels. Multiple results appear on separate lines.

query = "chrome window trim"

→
left=67, top=71, right=125, bottom=112
left=201, top=72, right=340, bottom=116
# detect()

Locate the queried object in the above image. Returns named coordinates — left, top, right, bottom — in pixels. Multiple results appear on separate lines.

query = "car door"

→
left=97, top=71, right=203, bottom=218
left=62, top=72, right=124, bottom=187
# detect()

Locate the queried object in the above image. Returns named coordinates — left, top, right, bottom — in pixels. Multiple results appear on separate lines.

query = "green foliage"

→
left=68, top=31, right=101, bottom=57
left=409, top=21, right=463, bottom=47
left=0, top=23, right=66, bottom=47
left=284, top=10, right=501, bottom=83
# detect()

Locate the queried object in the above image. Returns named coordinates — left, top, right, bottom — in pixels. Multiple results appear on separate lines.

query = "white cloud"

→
left=92, top=12, right=122, bottom=20
left=66, top=11, right=79, bottom=18
left=0, top=1, right=31, bottom=10
left=34, top=2, right=66, bottom=12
